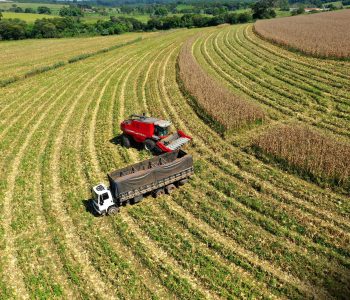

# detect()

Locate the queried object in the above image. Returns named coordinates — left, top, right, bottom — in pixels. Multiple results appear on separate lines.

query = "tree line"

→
left=0, top=11, right=253, bottom=40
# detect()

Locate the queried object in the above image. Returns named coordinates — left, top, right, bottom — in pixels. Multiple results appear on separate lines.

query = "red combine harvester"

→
left=120, top=114, right=192, bottom=153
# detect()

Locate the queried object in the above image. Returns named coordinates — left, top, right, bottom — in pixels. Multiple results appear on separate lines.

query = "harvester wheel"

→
left=165, top=184, right=176, bottom=194
left=121, top=135, right=131, bottom=148
left=144, top=139, right=156, bottom=151
left=153, top=188, right=165, bottom=198
left=107, top=206, right=119, bottom=215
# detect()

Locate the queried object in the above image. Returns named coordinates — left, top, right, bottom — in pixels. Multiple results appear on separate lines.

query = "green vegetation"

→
left=0, top=2, right=66, bottom=15
left=1, top=12, right=56, bottom=22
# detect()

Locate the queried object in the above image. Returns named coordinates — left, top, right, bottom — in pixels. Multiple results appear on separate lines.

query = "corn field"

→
left=0, top=21, right=349, bottom=300
left=253, top=124, right=350, bottom=189
left=254, top=10, right=350, bottom=59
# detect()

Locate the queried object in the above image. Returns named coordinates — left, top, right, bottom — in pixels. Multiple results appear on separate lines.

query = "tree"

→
left=59, top=6, right=84, bottom=17
left=0, top=19, right=28, bottom=40
left=252, top=0, right=277, bottom=19
left=37, top=6, right=52, bottom=15
left=181, top=13, right=194, bottom=27
left=279, top=0, right=290, bottom=11
left=291, top=5, right=304, bottom=15
left=147, top=17, right=163, bottom=30
left=24, top=8, right=36, bottom=14
left=238, top=12, right=252, bottom=23
left=0, top=12, right=2, bottom=21
left=154, top=7, right=168, bottom=17
left=9, top=6, right=23, bottom=13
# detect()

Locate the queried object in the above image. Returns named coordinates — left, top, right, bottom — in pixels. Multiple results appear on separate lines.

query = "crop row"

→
left=0, top=35, right=165, bottom=298
left=0, top=33, right=148, bottom=84
left=1, top=24, right=349, bottom=299
left=135, top=36, right=349, bottom=298
left=194, top=26, right=350, bottom=138
left=178, top=36, right=264, bottom=132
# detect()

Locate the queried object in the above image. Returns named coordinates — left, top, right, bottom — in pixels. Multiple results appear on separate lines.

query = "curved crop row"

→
left=178, top=36, right=265, bottom=132
left=193, top=25, right=350, bottom=138
left=1, top=24, right=349, bottom=300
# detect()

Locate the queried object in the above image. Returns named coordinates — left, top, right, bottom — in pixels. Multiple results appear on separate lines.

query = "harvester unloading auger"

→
left=120, top=114, right=192, bottom=153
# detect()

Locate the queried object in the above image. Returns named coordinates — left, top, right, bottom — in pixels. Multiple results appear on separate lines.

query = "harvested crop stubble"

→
left=254, top=124, right=350, bottom=189
left=178, top=36, right=265, bottom=131
left=254, top=10, right=350, bottom=59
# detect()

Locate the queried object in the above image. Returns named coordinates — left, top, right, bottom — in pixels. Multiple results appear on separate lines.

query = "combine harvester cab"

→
left=120, top=114, right=192, bottom=153
left=92, top=150, right=194, bottom=215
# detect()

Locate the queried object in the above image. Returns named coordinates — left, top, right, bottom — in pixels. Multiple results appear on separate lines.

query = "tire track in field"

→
left=91, top=36, right=214, bottom=298
left=0, top=66, right=94, bottom=299
left=152, top=40, right=347, bottom=298
left=48, top=55, right=129, bottom=299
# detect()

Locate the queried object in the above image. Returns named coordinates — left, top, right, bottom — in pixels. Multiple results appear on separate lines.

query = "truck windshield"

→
left=155, top=126, right=169, bottom=137
left=99, top=193, right=109, bottom=205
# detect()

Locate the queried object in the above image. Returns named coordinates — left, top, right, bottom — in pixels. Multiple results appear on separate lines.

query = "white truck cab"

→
left=92, top=183, right=118, bottom=215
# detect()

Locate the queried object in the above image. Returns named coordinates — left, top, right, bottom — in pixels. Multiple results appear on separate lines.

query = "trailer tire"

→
left=121, top=135, right=131, bottom=148
left=107, top=206, right=119, bottom=215
left=165, top=184, right=176, bottom=194
left=177, top=179, right=188, bottom=186
left=144, top=139, right=156, bottom=151
left=153, top=188, right=165, bottom=198
left=131, top=195, right=143, bottom=204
